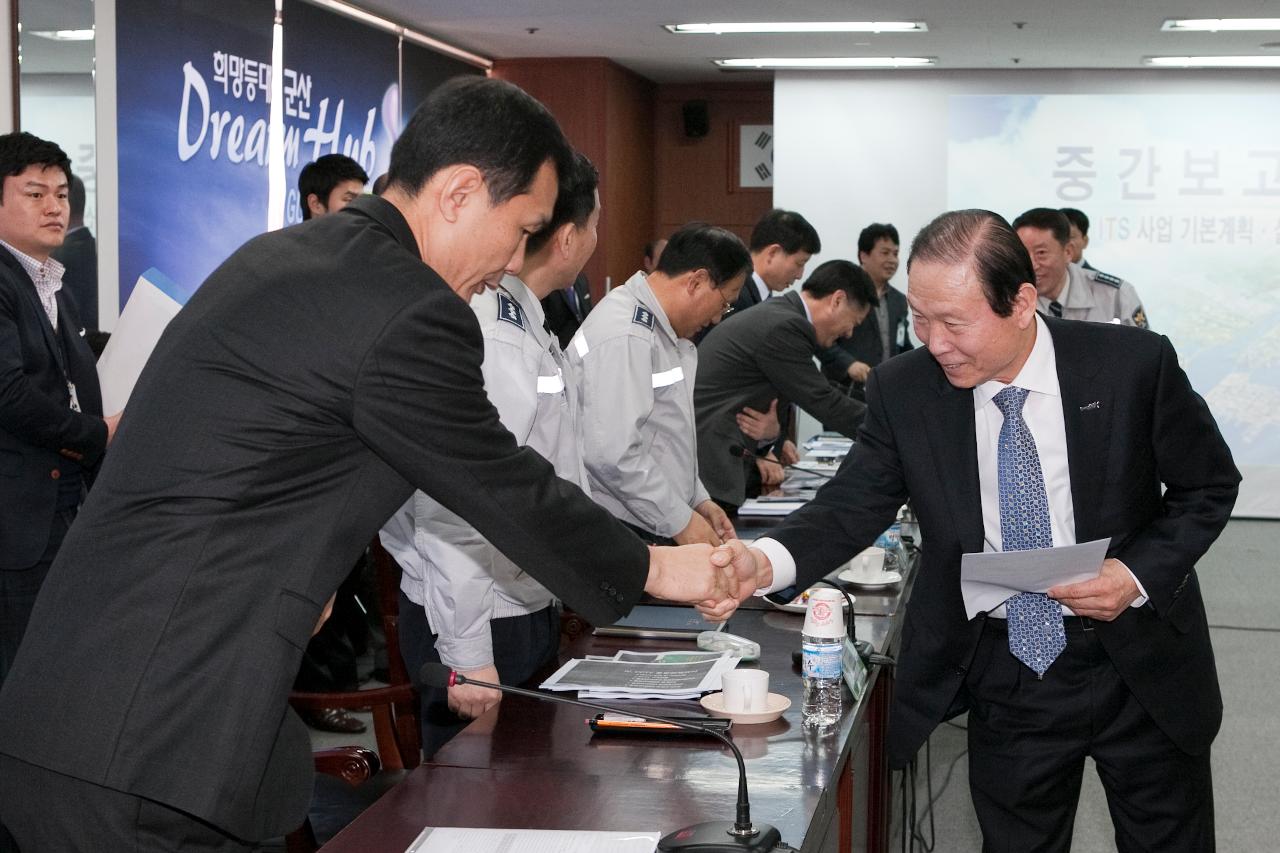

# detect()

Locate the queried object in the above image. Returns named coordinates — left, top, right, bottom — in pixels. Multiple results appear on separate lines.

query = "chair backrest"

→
left=289, top=538, right=422, bottom=770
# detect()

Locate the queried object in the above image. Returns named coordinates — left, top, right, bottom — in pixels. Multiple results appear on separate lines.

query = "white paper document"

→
left=540, top=653, right=739, bottom=700
left=406, top=827, right=659, bottom=853
left=959, top=538, right=1111, bottom=619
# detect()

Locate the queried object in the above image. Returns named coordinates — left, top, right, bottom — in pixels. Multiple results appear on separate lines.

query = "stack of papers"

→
left=738, top=497, right=806, bottom=516
left=540, top=651, right=738, bottom=700
left=802, top=435, right=853, bottom=460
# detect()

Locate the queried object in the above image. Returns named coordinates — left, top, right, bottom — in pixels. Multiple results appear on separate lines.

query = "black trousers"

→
left=964, top=616, right=1214, bottom=853
left=0, top=507, right=74, bottom=689
left=398, top=592, right=560, bottom=758
left=0, top=754, right=253, bottom=852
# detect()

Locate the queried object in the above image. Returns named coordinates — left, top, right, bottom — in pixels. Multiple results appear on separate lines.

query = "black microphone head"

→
left=419, top=662, right=456, bottom=688
left=728, top=444, right=749, bottom=458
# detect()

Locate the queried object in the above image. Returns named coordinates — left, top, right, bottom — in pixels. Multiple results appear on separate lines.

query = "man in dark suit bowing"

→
left=0, top=79, right=738, bottom=852
left=0, top=133, right=117, bottom=689
left=710, top=209, right=1238, bottom=852
left=695, top=259, right=874, bottom=509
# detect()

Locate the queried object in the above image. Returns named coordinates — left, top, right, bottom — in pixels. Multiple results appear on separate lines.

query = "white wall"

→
left=776, top=69, right=1280, bottom=517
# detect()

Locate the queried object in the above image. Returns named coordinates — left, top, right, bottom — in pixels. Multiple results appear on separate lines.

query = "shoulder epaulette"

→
left=497, top=292, right=526, bottom=330
left=1092, top=270, right=1123, bottom=288
left=632, top=304, right=656, bottom=330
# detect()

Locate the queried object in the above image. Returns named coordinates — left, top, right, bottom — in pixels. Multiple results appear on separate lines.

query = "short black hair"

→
left=67, top=173, right=87, bottom=220
left=0, top=131, right=71, bottom=204
left=1011, top=207, right=1071, bottom=247
left=857, top=223, right=899, bottom=256
left=1059, top=207, right=1089, bottom=236
left=908, top=210, right=1034, bottom=318
left=802, top=259, right=879, bottom=308
left=525, top=150, right=599, bottom=255
left=388, top=76, right=572, bottom=207
left=298, top=154, right=368, bottom=220
left=748, top=208, right=821, bottom=255
left=654, top=222, right=751, bottom=289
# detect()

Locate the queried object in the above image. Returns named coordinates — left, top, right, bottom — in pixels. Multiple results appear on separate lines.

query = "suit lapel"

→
left=1048, top=320, right=1111, bottom=543
left=1, top=249, right=67, bottom=377
left=920, top=369, right=984, bottom=553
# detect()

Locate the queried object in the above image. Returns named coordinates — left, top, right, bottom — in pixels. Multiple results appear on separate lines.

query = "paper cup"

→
left=802, top=588, right=847, bottom=639
left=720, top=669, right=769, bottom=713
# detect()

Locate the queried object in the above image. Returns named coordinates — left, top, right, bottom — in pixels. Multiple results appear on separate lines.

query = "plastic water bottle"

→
left=875, top=523, right=904, bottom=574
left=801, top=588, right=845, bottom=727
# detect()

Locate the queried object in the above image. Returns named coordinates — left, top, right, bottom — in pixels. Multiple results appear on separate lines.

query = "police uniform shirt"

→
left=1038, top=262, right=1149, bottom=329
left=568, top=270, right=709, bottom=538
left=379, top=276, right=586, bottom=671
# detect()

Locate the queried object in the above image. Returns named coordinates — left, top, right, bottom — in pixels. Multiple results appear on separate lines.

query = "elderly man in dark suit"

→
left=694, top=259, right=875, bottom=509
left=712, top=209, right=1238, bottom=852
left=0, top=133, right=116, bottom=689
left=0, top=78, right=737, bottom=852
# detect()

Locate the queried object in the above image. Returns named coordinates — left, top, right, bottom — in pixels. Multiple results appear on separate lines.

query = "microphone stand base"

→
left=658, top=821, right=782, bottom=852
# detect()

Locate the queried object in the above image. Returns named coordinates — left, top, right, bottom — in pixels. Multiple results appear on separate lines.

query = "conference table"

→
left=322, top=504, right=919, bottom=853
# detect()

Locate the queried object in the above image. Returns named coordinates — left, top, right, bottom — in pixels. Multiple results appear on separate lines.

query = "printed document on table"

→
left=959, top=538, right=1111, bottom=619
left=406, top=827, right=659, bottom=852
left=540, top=654, right=738, bottom=699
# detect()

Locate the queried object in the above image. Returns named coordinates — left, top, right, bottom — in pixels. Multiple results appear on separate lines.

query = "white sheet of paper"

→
left=406, top=827, right=659, bottom=853
left=959, top=538, right=1111, bottom=619
left=96, top=271, right=185, bottom=415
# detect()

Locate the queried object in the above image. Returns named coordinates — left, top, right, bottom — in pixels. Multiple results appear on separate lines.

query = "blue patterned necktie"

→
left=993, top=386, right=1066, bottom=677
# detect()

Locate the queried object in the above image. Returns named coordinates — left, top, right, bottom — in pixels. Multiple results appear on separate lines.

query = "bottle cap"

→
left=802, top=588, right=846, bottom=639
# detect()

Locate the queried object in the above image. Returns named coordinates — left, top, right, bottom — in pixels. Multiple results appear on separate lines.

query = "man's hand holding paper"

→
left=1047, top=558, right=1141, bottom=621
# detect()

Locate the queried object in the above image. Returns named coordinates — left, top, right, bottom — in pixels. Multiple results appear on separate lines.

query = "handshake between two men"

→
left=641, top=539, right=771, bottom=622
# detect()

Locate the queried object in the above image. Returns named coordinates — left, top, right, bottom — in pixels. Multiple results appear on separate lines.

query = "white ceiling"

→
left=361, top=0, right=1280, bottom=82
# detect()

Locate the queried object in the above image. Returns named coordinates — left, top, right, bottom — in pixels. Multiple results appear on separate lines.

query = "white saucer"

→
left=700, top=692, right=791, bottom=725
left=837, top=568, right=903, bottom=589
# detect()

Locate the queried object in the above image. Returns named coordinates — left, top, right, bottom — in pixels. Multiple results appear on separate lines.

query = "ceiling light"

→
left=715, top=57, right=935, bottom=69
left=1162, top=19, right=1280, bottom=32
left=668, top=21, right=926, bottom=35
left=1145, top=55, right=1280, bottom=67
left=27, top=29, right=95, bottom=41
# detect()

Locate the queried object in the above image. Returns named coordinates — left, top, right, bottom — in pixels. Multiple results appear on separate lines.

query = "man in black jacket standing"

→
left=0, top=133, right=115, bottom=689
left=0, top=79, right=735, bottom=852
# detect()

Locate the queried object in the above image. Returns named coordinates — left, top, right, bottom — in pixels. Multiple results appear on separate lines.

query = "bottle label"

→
left=802, top=641, right=843, bottom=680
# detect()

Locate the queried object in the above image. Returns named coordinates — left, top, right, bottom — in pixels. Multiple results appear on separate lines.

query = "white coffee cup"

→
left=851, top=546, right=885, bottom=579
left=720, top=669, right=770, bottom=713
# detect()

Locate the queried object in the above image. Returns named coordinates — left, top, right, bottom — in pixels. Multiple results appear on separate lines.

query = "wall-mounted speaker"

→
left=682, top=99, right=710, bottom=138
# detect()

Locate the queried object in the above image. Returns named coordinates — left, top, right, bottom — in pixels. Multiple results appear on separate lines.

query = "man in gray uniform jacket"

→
left=381, top=152, right=601, bottom=756
left=1014, top=207, right=1149, bottom=328
left=570, top=223, right=750, bottom=546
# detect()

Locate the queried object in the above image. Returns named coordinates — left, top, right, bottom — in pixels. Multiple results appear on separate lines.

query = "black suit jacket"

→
left=0, top=198, right=649, bottom=840
left=540, top=271, right=592, bottom=349
left=695, top=292, right=866, bottom=507
left=0, top=246, right=105, bottom=570
left=50, top=226, right=98, bottom=333
left=730, top=272, right=767, bottom=315
left=771, top=318, right=1238, bottom=769
left=818, top=283, right=912, bottom=390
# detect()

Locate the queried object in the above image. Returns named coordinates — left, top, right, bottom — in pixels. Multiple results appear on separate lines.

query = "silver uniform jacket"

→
left=568, top=271, right=710, bottom=538
left=380, top=276, right=588, bottom=671
left=1039, top=262, right=1149, bottom=329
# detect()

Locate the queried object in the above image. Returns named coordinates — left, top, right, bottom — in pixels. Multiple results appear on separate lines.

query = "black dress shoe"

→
left=301, top=707, right=367, bottom=734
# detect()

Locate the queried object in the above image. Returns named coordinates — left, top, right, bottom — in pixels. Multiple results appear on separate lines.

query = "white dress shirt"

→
left=754, top=315, right=1146, bottom=612
left=751, top=271, right=770, bottom=304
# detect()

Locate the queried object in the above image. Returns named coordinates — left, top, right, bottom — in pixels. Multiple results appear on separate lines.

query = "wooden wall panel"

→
left=489, top=58, right=654, bottom=301
left=653, top=83, right=773, bottom=246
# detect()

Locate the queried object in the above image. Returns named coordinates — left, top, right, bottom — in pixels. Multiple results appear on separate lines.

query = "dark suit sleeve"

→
left=1113, top=335, right=1239, bottom=615
left=772, top=369, right=908, bottom=586
left=816, top=341, right=855, bottom=377
left=0, top=278, right=107, bottom=461
left=757, top=320, right=866, bottom=438
left=351, top=294, right=649, bottom=627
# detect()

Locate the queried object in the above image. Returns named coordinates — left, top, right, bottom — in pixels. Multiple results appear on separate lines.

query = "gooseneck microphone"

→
left=728, top=444, right=835, bottom=480
left=419, top=662, right=782, bottom=852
